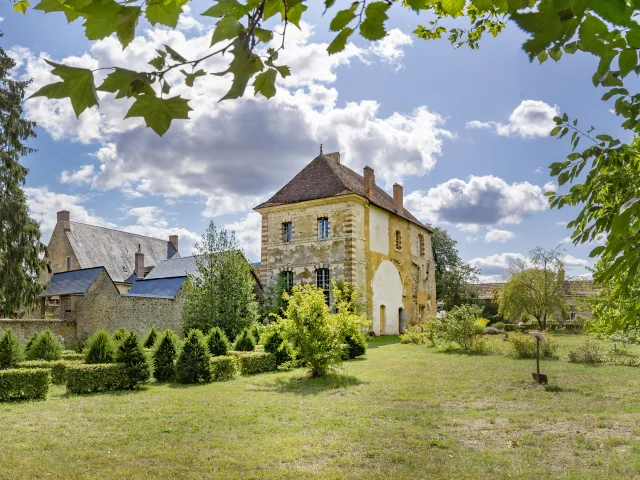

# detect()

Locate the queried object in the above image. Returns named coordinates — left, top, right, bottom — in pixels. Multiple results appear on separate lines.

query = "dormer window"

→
left=282, top=222, right=292, bottom=243
left=394, top=229, right=402, bottom=251
left=318, top=217, right=329, bottom=239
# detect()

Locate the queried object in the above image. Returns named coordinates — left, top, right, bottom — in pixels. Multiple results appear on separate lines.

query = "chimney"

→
left=363, top=166, right=375, bottom=198
left=393, top=183, right=404, bottom=212
left=57, top=210, right=70, bottom=231
left=169, top=235, right=179, bottom=253
left=135, top=244, right=145, bottom=279
left=325, top=151, right=340, bottom=164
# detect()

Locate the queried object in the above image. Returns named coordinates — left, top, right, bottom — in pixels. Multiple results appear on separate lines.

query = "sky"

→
left=2, top=2, right=624, bottom=281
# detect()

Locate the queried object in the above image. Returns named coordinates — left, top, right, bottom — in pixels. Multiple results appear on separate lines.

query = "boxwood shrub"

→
left=206, top=327, right=230, bottom=357
left=263, top=331, right=295, bottom=366
left=153, top=330, right=179, bottom=382
left=61, top=352, right=84, bottom=362
left=234, top=328, right=256, bottom=352
left=230, top=351, right=276, bottom=375
left=84, top=331, right=116, bottom=364
left=17, top=360, right=82, bottom=385
left=176, top=330, right=211, bottom=384
left=0, top=369, right=50, bottom=401
left=0, top=329, right=23, bottom=369
left=25, top=330, right=63, bottom=361
left=210, top=355, right=238, bottom=381
left=66, top=364, right=129, bottom=394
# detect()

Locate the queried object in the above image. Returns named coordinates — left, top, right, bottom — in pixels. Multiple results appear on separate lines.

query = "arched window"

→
left=316, top=268, right=330, bottom=303
left=418, top=233, right=425, bottom=257
left=394, top=229, right=402, bottom=251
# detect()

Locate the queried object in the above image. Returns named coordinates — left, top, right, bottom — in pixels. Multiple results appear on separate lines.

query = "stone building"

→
left=254, top=151, right=436, bottom=335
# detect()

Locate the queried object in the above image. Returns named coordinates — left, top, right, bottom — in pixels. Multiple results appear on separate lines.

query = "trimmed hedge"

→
left=263, top=331, right=294, bottom=366
left=66, top=364, right=129, bottom=394
left=230, top=351, right=276, bottom=375
left=61, top=352, right=84, bottom=362
left=0, top=369, right=50, bottom=401
left=210, top=356, right=238, bottom=381
left=17, top=360, right=82, bottom=385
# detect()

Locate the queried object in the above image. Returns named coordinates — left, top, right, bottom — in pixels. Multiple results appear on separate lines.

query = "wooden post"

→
left=536, top=337, right=541, bottom=384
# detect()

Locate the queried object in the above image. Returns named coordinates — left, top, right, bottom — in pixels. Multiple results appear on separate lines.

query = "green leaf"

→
left=470, top=0, right=493, bottom=10
left=214, top=40, right=264, bottom=101
left=180, top=69, right=206, bottom=87
left=201, top=0, right=247, bottom=18
left=164, top=45, right=187, bottom=62
left=79, top=0, right=122, bottom=40
left=30, top=60, right=98, bottom=117
left=592, top=51, right=617, bottom=86
left=327, top=28, right=353, bottom=55
left=211, top=16, right=244, bottom=46
left=329, top=6, right=356, bottom=32
left=116, top=6, right=141, bottom=48
left=626, top=29, right=640, bottom=49
left=549, top=47, right=562, bottom=62
left=146, top=0, right=183, bottom=28
left=273, top=64, right=290, bottom=78
left=124, top=94, right=192, bottom=136
left=263, top=0, right=284, bottom=21
left=619, top=49, right=637, bottom=78
left=563, top=42, right=578, bottom=54
left=359, top=2, right=390, bottom=41
left=13, top=0, right=30, bottom=13
left=590, top=0, right=633, bottom=27
left=601, top=87, right=628, bottom=101
left=149, top=54, right=166, bottom=70
left=97, top=68, right=138, bottom=98
left=441, top=0, right=465, bottom=16
left=286, top=0, right=307, bottom=28
left=537, top=50, right=548, bottom=64
left=253, top=69, right=277, bottom=99
left=550, top=126, right=562, bottom=136
left=589, top=246, right=605, bottom=258
left=254, top=27, right=273, bottom=43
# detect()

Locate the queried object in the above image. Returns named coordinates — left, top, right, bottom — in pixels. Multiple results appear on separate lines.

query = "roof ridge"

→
left=69, top=221, right=173, bottom=244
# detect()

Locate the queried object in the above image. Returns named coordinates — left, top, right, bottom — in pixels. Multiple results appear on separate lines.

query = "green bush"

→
left=116, top=331, right=151, bottom=389
left=507, top=331, right=557, bottom=359
left=153, top=330, right=179, bottom=382
left=230, top=351, right=276, bottom=375
left=0, top=369, right=50, bottom=401
left=262, top=330, right=294, bottom=366
left=66, top=364, right=129, bottom=394
left=234, top=328, right=256, bottom=352
left=25, top=330, right=63, bottom=361
left=17, top=360, right=82, bottom=385
left=248, top=323, right=263, bottom=344
left=400, top=321, right=437, bottom=346
left=112, top=328, right=128, bottom=344
left=144, top=327, right=158, bottom=349
left=568, top=339, right=604, bottom=364
left=434, top=304, right=485, bottom=352
left=24, top=332, right=39, bottom=354
left=84, top=331, right=116, bottom=364
left=344, top=332, right=367, bottom=359
left=61, top=352, right=84, bottom=362
left=0, top=329, right=23, bottom=369
left=210, top=355, right=238, bottom=381
left=492, top=322, right=505, bottom=331
left=206, top=327, right=230, bottom=356
left=176, top=330, right=211, bottom=384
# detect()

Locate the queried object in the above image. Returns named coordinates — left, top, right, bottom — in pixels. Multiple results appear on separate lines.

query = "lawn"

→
left=1, top=333, right=640, bottom=479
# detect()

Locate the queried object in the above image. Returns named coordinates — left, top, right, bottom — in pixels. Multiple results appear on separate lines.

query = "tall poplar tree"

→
left=0, top=37, right=47, bottom=317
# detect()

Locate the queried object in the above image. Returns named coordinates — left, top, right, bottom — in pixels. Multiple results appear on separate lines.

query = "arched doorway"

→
left=372, top=260, right=404, bottom=335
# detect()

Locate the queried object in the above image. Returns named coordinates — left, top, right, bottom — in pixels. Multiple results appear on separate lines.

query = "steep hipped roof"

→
left=127, top=277, right=186, bottom=299
left=144, top=256, right=198, bottom=280
left=254, top=154, right=428, bottom=230
left=40, top=267, right=104, bottom=297
left=66, top=222, right=180, bottom=283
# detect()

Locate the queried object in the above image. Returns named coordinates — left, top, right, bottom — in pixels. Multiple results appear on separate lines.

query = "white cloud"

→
left=405, top=175, right=547, bottom=226
left=543, top=181, right=557, bottom=192
left=485, top=228, right=515, bottom=243
left=556, top=221, right=568, bottom=226
left=558, top=236, right=573, bottom=244
left=0, top=16, right=4, bottom=22
left=12, top=20, right=450, bottom=217
left=469, top=252, right=526, bottom=282
left=535, top=167, right=544, bottom=174
left=60, top=165, right=96, bottom=184
left=369, top=29, right=413, bottom=71
left=563, top=255, right=589, bottom=268
left=224, top=212, right=262, bottom=262
left=466, top=100, right=559, bottom=138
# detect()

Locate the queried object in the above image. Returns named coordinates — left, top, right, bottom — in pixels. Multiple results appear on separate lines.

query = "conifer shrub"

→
left=144, top=327, right=158, bottom=349
left=210, top=355, right=238, bottom=381
left=153, top=330, right=179, bottom=382
left=262, top=330, right=294, bottom=366
left=234, top=328, right=256, bottom=352
left=248, top=323, right=263, bottom=344
left=17, top=360, right=81, bottom=385
left=25, top=330, right=63, bottom=361
left=25, top=332, right=40, bottom=354
left=66, top=364, right=129, bottom=394
left=84, top=331, right=116, bottom=364
left=116, top=331, right=151, bottom=389
left=0, top=329, right=23, bottom=369
left=0, top=369, right=50, bottom=401
left=176, top=330, right=211, bottom=384
left=230, top=351, right=276, bottom=375
left=206, top=327, right=230, bottom=356
left=112, top=328, right=128, bottom=345
left=344, top=331, right=367, bottom=359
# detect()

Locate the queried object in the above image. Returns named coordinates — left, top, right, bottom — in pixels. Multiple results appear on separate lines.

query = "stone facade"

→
left=0, top=319, right=77, bottom=342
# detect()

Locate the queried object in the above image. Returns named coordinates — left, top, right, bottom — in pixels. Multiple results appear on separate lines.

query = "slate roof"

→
left=254, top=154, right=429, bottom=230
left=144, top=256, right=199, bottom=280
left=40, top=267, right=104, bottom=297
left=65, top=222, right=180, bottom=283
left=127, top=277, right=187, bottom=299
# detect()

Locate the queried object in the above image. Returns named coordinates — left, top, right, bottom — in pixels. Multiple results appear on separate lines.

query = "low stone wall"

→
left=0, top=318, right=77, bottom=342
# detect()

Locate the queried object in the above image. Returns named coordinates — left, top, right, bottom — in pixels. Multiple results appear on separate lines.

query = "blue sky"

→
left=2, top=2, right=621, bottom=280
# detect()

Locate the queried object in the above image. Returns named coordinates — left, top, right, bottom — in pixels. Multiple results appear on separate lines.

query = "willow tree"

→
left=0, top=38, right=47, bottom=317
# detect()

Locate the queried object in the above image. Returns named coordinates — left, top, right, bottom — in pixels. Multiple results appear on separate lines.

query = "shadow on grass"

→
left=261, top=372, right=366, bottom=396
left=367, top=335, right=401, bottom=349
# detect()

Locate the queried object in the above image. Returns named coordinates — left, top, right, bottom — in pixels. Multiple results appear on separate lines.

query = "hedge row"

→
left=66, top=364, right=129, bottom=394
left=210, top=356, right=238, bottom=381
left=17, top=360, right=82, bottom=385
left=0, top=369, right=50, bottom=401
left=61, top=352, right=84, bottom=362
left=230, top=351, right=276, bottom=375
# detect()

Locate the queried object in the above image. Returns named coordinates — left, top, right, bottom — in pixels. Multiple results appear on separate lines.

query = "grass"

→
left=2, top=333, right=640, bottom=479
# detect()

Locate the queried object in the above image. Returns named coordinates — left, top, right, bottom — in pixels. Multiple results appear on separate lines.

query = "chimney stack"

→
left=393, top=183, right=404, bottom=212
left=135, top=244, right=145, bottom=279
left=363, top=166, right=375, bottom=198
left=169, top=235, right=179, bottom=253
left=325, top=151, right=340, bottom=164
left=57, top=210, right=70, bottom=232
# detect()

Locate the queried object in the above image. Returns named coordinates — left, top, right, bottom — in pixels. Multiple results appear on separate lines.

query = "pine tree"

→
left=0, top=38, right=47, bottom=317
left=0, top=329, right=23, bottom=369
left=116, top=331, right=151, bottom=389
left=206, top=327, right=230, bottom=357
left=153, top=330, right=179, bottom=382
left=175, top=330, right=211, bottom=384
left=84, top=330, right=116, bottom=364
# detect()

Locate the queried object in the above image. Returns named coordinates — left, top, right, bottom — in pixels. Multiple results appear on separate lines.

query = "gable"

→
left=40, top=267, right=104, bottom=297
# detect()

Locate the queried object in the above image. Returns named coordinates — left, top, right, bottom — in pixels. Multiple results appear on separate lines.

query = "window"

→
left=394, top=229, right=402, bottom=251
left=418, top=234, right=425, bottom=257
left=66, top=257, right=72, bottom=271
left=316, top=268, right=330, bottom=303
left=318, top=217, right=329, bottom=239
left=280, top=270, right=294, bottom=290
left=282, top=222, right=292, bottom=243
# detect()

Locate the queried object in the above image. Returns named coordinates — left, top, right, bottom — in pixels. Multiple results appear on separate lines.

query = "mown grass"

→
left=1, top=333, right=640, bottom=479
